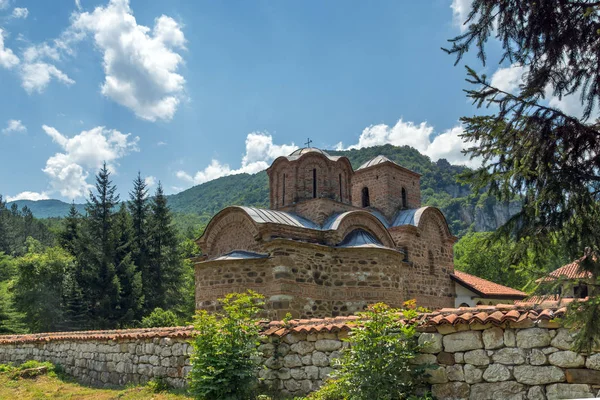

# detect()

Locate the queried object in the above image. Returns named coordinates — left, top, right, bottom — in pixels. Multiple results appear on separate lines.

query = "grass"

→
left=0, top=372, right=193, bottom=400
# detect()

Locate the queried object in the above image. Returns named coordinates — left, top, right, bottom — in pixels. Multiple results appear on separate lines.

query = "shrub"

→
left=310, top=301, right=430, bottom=400
left=140, top=307, right=179, bottom=328
left=188, top=290, right=265, bottom=400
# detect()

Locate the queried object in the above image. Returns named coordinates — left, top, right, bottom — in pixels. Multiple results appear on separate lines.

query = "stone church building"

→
left=194, top=147, right=524, bottom=318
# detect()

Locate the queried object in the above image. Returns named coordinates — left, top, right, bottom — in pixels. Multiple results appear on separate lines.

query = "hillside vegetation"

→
left=8, top=144, right=517, bottom=237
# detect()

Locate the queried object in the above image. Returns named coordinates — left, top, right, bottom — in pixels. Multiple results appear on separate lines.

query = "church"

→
left=194, top=146, right=525, bottom=319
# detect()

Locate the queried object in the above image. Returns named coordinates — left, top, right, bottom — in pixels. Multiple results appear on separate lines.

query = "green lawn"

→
left=0, top=373, right=193, bottom=400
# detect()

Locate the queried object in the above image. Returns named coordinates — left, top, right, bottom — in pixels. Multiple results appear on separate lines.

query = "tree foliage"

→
left=189, top=291, right=265, bottom=400
left=445, top=0, right=600, bottom=348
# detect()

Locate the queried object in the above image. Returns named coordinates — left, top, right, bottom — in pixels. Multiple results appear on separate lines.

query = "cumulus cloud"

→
left=41, top=125, right=139, bottom=198
left=451, top=0, right=473, bottom=32
left=2, top=119, right=26, bottom=134
left=0, top=29, right=19, bottom=69
left=0, top=0, right=10, bottom=10
left=490, top=63, right=598, bottom=120
left=11, top=7, right=28, bottom=19
left=67, top=0, right=186, bottom=121
left=339, top=119, right=481, bottom=168
left=144, top=175, right=157, bottom=187
left=6, top=191, right=49, bottom=202
left=176, top=132, right=297, bottom=185
left=75, top=0, right=81, bottom=10
left=20, top=62, right=75, bottom=93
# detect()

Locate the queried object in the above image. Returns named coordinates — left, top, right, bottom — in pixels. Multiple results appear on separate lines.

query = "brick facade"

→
left=196, top=148, right=457, bottom=317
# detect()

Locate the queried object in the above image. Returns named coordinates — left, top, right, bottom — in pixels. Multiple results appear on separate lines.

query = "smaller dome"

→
left=289, top=147, right=332, bottom=157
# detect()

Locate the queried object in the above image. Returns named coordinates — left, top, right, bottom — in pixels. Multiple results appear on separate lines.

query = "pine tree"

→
left=59, top=202, right=81, bottom=256
left=113, top=203, right=143, bottom=325
left=128, top=172, right=150, bottom=310
left=147, top=182, right=183, bottom=311
left=83, top=162, right=121, bottom=328
left=0, top=195, right=10, bottom=254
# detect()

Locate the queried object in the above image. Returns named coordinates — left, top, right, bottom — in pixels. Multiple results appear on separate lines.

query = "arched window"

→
left=402, top=246, right=409, bottom=262
left=361, top=187, right=370, bottom=207
left=312, top=168, right=317, bottom=198
left=459, top=303, right=470, bottom=308
left=401, top=187, right=407, bottom=208
left=428, top=250, right=434, bottom=275
left=282, top=173, right=286, bottom=206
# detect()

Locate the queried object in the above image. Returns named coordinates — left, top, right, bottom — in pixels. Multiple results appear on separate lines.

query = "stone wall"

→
left=0, top=327, right=194, bottom=388
left=3, top=307, right=595, bottom=399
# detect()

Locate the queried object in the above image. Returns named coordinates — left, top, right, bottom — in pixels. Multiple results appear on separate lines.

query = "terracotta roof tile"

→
left=537, top=257, right=593, bottom=283
left=451, top=271, right=528, bottom=299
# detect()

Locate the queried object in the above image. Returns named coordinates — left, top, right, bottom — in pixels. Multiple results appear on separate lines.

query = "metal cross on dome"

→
left=305, top=138, right=313, bottom=148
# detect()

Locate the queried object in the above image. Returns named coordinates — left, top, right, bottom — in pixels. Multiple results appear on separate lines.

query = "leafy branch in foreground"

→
left=445, top=0, right=600, bottom=347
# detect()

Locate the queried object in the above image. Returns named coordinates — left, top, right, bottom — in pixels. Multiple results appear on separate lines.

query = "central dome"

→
left=289, top=147, right=332, bottom=157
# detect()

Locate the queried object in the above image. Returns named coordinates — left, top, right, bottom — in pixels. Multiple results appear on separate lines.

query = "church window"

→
left=312, top=169, right=317, bottom=198
left=282, top=173, right=286, bottom=206
left=402, top=246, right=409, bottom=262
left=339, top=173, right=343, bottom=201
left=402, top=187, right=407, bottom=208
left=428, top=250, right=434, bottom=274
left=361, top=187, right=370, bottom=207
left=459, top=302, right=470, bottom=308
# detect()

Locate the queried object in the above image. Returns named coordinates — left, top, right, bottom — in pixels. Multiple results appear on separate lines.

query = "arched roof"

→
left=211, top=250, right=269, bottom=261
left=238, top=206, right=319, bottom=229
left=338, top=229, right=386, bottom=249
left=392, top=206, right=453, bottom=238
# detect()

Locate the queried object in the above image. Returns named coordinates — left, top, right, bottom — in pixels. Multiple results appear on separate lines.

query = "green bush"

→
left=140, top=307, right=179, bottom=328
left=188, top=290, right=265, bottom=400
left=310, top=301, right=430, bottom=400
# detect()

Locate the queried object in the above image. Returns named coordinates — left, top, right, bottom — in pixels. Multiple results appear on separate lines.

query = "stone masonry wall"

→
left=1, top=313, right=599, bottom=398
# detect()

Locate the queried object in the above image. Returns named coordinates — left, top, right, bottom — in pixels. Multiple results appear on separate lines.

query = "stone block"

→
left=283, top=354, right=302, bottom=368
left=314, top=339, right=342, bottom=352
left=431, top=382, right=469, bottom=400
left=546, top=383, right=593, bottom=399
left=566, top=368, right=600, bottom=384
left=312, top=351, right=329, bottom=367
left=482, top=364, right=511, bottom=382
left=443, top=331, right=483, bottom=352
left=446, top=364, right=464, bottom=381
left=548, top=351, right=585, bottom=368
left=436, top=324, right=469, bottom=335
left=513, top=365, right=565, bottom=385
left=482, top=327, right=504, bottom=350
left=527, top=386, right=546, bottom=400
left=412, top=354, right=437, bottom=365
left=290, top=341, right=315, bottom=356
left=464, top=364, right=483, bottom=384
left=426, top=366, right=448, bottom=384
left=492, top=348, right=527, bottom=365
left=585, top=353, right=600, bottom=370
left=437, top=352, right=455, bottom=365
left=530, top=349, right=547, bottom=366
left=550, top=329, right=576, bottom=351
left=464, top=349, right=490, bottom=366
left=419, top=333, right=443, bottom=354
left=304, top=365, right=319, bottom=380
left=516, top=328, right=551, bottom=348
left=469, top=381, right=525, bottom=400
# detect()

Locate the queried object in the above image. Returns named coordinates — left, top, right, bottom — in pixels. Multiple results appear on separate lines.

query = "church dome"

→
left=289, top=147, right=332, bottom=157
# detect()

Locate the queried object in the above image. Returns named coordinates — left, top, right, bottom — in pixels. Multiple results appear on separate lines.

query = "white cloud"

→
left=0, top=29, right=19, bottom=69
left=339, top=119, right=481, bottom=168
left=11, top=7, right=28, bottom=19
left=177, top=132, right=297, bottom=185
left=41, top=125, right=139, bottom=198
left=75, top=0, right=81, bottom=10
left=144, top=175, right=157, bottom=187
left=67, top=0, right=186, bottom=121
left=20, top=62, right=75, bottom=93
left=451, top=0, right=473, bottom=32
left=490, top=64, right=599, bottom=120
left=2, top=119, right=26, bottom=134
left=6, top=191, right=49, bottom=202
left=157, top=141, right=167, bottom=146
left=0, top=0, right=10, bottom=10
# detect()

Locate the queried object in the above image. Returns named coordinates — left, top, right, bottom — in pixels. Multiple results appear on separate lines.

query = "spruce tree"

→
left=60, top=202, right=81, bottom=256
left=83, top=162, right=121, bottom=328
left=128, top=172, right=150, bottom=310
left=0, top=196, right=8, bottom=254
left=113, top=203, right=144, bottom=325
left=147, top=182, right=183, bottom=311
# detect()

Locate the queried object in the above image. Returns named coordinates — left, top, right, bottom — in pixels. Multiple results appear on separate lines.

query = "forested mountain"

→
left=7, top=144, right=518, bottom=237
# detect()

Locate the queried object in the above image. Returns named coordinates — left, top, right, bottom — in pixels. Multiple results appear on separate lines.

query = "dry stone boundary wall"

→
left=1, top=318, right=600, bottom=399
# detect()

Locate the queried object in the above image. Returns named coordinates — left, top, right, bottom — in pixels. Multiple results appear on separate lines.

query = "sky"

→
left=0, top=0, right=590, bottom=203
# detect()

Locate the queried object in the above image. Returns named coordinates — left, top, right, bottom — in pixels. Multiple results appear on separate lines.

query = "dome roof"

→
left=357, top=155, right=396, bottom=170
left=289, top=147, right=332, bottom=157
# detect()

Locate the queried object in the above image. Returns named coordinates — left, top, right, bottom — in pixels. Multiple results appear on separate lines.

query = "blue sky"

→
left=0, top=0, right=584, bottom=202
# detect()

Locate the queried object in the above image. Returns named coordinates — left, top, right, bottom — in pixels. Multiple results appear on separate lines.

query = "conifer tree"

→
left=113, top=203, right=143, bottom=325
left=83, top=162, right=121, bottom=328
left=147, top=182, right=183, bottom=311
left=128, top=172, right=150, bottom=308
left=59, top=202, right=81, bottom=256
left=0, top=196, right=10, bottom=254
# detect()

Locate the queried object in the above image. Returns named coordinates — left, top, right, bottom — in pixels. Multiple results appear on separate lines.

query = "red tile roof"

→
left=0, top=326, right=195, bottom=345
left=537, top=257, right=593, bottom=283
left=0, top=304, right=580, bottom=344
left=451, top=270, right=527, bottom=299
